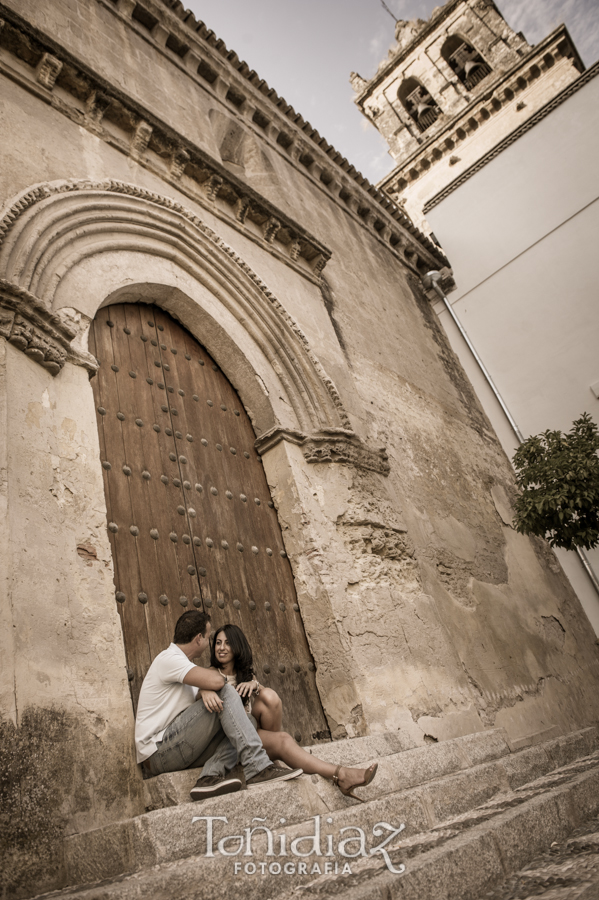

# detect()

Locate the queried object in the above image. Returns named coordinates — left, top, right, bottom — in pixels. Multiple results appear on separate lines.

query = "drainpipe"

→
left=422, top=270, right=599, bottom=597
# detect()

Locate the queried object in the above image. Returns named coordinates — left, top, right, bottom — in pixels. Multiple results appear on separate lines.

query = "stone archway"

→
left=0, top=179, right=350, bottom=436
left=0, top=179, right=384, bottom=738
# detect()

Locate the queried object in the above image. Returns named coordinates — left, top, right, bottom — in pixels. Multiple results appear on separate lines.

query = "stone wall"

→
left=1, top=0, right=599, bottom=895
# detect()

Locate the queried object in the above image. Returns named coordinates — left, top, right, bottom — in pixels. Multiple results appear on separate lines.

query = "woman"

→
left=203, top=623, right=377, bottom=802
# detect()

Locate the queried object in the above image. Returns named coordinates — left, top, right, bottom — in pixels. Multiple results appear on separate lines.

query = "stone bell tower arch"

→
left=351, top=0, right=584, bottom=232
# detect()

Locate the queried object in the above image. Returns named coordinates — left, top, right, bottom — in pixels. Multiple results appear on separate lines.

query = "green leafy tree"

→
left=512, top=413, right=599, bottom=551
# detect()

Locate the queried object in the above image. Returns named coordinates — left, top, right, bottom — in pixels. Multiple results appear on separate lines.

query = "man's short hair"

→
left=173, top=610, right=211, bottom=644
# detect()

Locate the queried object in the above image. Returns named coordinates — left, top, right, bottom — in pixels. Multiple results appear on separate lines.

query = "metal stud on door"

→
left=90, top=303, right=330, bottom=743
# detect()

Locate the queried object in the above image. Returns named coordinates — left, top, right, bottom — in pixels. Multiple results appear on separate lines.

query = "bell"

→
left=464, top=59, right=481, bottom=76
left=416, top=100, right=432, bottom=118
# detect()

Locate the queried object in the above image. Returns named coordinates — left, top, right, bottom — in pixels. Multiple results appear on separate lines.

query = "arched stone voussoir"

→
left=0, top=179, right=350, bottom=437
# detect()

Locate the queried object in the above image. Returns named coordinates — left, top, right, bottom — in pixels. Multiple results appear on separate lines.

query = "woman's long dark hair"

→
left=210, top=624, right=255, bottom=705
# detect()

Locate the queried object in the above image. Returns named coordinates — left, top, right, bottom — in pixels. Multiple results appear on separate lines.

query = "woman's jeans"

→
left=146, top=682, right=270, bottom=780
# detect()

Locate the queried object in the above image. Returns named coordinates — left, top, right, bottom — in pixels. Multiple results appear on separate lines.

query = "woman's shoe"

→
left=332, top=762, right=378, bottom=802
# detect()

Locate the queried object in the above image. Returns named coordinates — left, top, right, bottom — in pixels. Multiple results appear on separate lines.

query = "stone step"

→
left=276, top=755, right=599, bottom=900
left=60, top=726, right=598, bottom=891
left=36, top=735, right=599, bottom=900
left=144, top=727, right=422, bottom=810
left=66, top=728, right=511, bottom=883
left=143, top=725, right=596, bottom=814
left=483, top=810, right=599, bottom=899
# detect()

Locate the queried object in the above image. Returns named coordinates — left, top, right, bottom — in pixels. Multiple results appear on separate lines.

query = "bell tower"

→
left=351, top=0, right=584, bottom=231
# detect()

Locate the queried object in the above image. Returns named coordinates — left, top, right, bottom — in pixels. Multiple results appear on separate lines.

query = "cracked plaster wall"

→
left=0, top=339, right=143, bottom=896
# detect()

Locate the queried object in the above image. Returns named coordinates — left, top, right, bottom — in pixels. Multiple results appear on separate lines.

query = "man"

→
left=135, top=610, right=302, bottom=800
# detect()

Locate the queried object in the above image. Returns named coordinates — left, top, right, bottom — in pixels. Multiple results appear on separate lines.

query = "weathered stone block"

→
left=455, top=728, right=511, bottom=767
left=545, top=728, right=599, bottom=770
left=508, top=724, right=561, bottom=751
left=561, top=770, right=599, bottom=824
left=488, top=793, right=570, bottom=875
left=385, top=830, right=504, bottom=900
left=387, top=740, right=465, bottom=790
left=424, top=761, right=509, bottom=825
left=65, top=776, right=325, bottom=884
left=301, top=731, right=416, bottom=767
left=500, top=744, right=551, bottom=789
left=143, top=765, right=204, bottom=810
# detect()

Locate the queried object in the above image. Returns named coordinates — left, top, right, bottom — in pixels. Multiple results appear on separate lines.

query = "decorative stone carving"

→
left=289, top=142, right=307, bottom=163
left=313, top=254, right=330, bottom=277
left=0, top=306, right=15, bottom=337
left=263, top=217, right=281, bottom=244
left=255, top=427, right=390, bottom=476
left=0, top=4, right=445, bottom=277
left=303, top=435, right=390, bottom=474
left=394, top=18, right=428, bottom=51
left=349, top=72, right=368, bottom=94
left=36, top=53, right=63, bottom=90
left=170, top=147, right=190, bottom=180
left=0, top=280, right=97, bottom=375
left=0, top=180, right=350, bottom=429
left=289, top=238, right=302, bottom=261
left=404, top=245, right=420, bottom=267
left=235, top=197, right=251, bottom=224
left=85, top=91, right=111, bottom=125
left=130, top=120, right=153, bottom=156
left=205, top=174, right=223, bottom=201
left=360, top=208, right=376, bottom=227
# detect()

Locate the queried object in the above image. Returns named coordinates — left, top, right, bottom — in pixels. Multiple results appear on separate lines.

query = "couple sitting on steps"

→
left=135, top=610, right=378, bottom=801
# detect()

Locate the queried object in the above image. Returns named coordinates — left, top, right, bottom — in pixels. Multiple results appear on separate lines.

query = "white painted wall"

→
left=427, top=67, right=599, bottom=632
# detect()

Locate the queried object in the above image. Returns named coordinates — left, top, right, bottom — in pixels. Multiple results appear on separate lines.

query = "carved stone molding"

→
left=255, top=427, right=390, bottom=476
left=263, top=217, right=281, bottom=244
left=36, top=53, right=62, bottom=90
left=205, top=174, right=224, bottom=202
left=170, top=147, right=190, bottom=180
left=130, top=120, right=153, bottom=156
left=235, top=196, right=251, bottom=224
left=0, top=3, right=447, bottom=280
left=85, top=90, right=111, bottom=125
left=313, top=254, right=330, bottom=278
left=0, top=280, right=97, bottom=375
left=0, top=180, right=349, bottom=429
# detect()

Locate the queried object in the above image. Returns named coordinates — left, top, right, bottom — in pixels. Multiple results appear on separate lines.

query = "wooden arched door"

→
left=90, top=303, right=329, bottom=745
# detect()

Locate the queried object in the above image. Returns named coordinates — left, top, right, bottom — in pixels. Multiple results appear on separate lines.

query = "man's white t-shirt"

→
left=134, top=643, right=198, bottom=763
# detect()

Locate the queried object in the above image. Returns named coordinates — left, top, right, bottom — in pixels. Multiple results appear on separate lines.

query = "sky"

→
left=183, top=0, right=599, bottom=184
